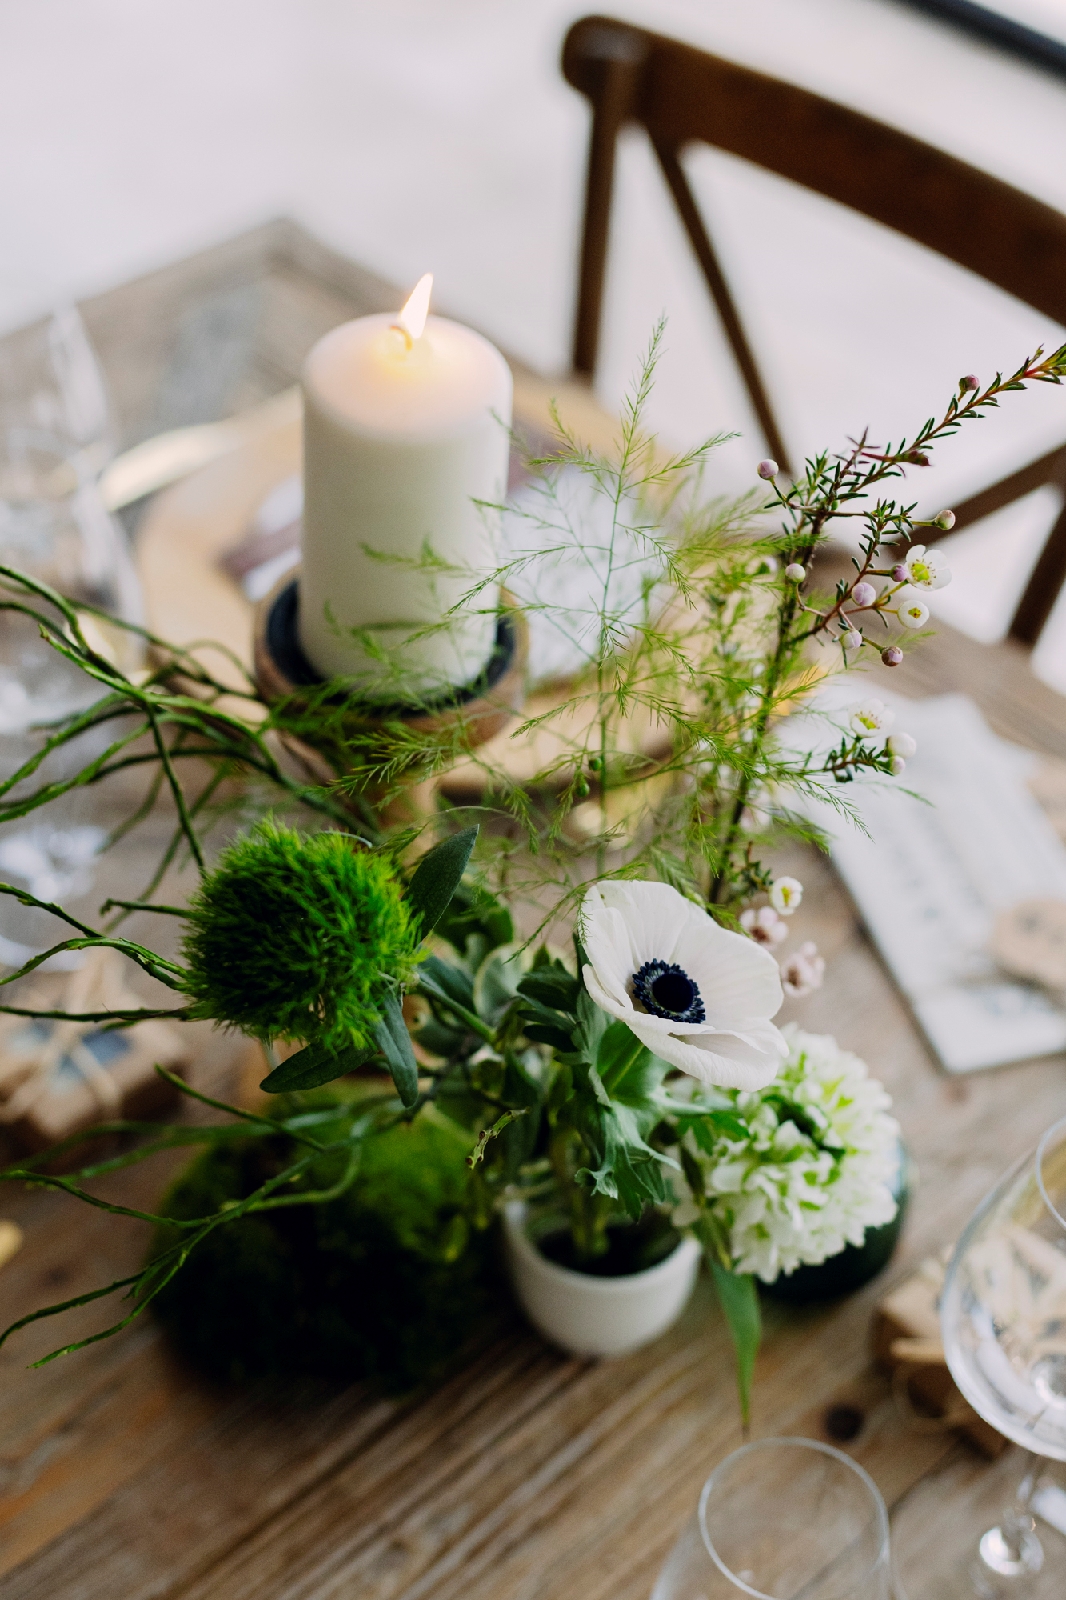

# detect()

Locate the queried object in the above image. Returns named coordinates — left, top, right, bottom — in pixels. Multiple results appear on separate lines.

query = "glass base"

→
left=892, top=1449, right=1066, bottom=1600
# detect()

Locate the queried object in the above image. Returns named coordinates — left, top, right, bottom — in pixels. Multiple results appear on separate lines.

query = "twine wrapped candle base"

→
left=253, top=571, right=527, bottom=823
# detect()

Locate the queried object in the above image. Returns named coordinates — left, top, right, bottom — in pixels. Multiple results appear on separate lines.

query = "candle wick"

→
left=390, top=322, right=414, bottom=354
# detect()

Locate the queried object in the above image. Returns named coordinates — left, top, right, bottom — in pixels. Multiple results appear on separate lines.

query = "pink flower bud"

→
left=784, top=562, right=806, bottom=582
left=779, top=940, right=826, bottom=998
left=881, top=646, right=903, bottom=667
left=757, top=459, right=779, bottom=481
left=960, top=374, right=979, bottom=392
left=890, top=755, right=907, bottom=776
left=892, top=564, right=908, bottom=583
left=934, top=509, right=956, bottom=531
left=851, top=581, right=877, bottom=607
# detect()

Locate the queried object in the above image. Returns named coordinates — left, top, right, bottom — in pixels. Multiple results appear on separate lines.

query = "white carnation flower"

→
left=695, top=1024, right=900, bottom=1282
left=579, top=880, right=787, bottom=1090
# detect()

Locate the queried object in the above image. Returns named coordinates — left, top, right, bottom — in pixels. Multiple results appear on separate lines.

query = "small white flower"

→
left=901, top=544, right=950, bottom=590
left=897, top=592, right=930, bottom=630
left=770, top=877, right=803, bottom=915
left=780, top=941, right=825, bottom=998
left=784, top=563, right=806, bottom=582
left=850, top=698, right=896, bottom=738
left=580, top=880, right=787, bottom=1091
left=741, top=905, right=788, bottom=947
left=887, top=731, right=917, bottom=759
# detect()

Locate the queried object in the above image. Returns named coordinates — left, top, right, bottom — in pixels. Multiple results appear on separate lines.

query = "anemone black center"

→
left=631, top=959, right=706, bottom=1023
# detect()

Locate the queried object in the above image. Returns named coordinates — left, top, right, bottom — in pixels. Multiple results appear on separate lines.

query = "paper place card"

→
left=793, top=689, right=1066, bottom=1073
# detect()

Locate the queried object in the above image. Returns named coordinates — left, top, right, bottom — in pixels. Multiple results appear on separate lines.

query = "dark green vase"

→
left=761, top=1141, right=910, bottom=1306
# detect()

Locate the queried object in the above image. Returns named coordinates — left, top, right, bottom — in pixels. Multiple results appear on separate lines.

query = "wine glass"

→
left=921, top=1114, right=1066, bottom=1597
left=0, top=314, right=139, bottom=967
left=652, top=1436, right=892, bottom=1599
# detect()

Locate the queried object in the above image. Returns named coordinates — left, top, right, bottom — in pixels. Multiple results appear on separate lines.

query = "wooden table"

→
left=1, top=222, right=1066, bottom=1599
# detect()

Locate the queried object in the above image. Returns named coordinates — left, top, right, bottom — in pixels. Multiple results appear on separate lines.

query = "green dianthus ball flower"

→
left=180, top=822, right=420, bottom=1050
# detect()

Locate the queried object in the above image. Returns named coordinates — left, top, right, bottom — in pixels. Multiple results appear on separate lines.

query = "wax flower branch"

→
left=0, top=334, right=1062, bottom=1418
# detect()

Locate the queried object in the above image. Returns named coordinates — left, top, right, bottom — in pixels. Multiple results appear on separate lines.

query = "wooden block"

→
left=872, top=1253, right=1008, bottom=1458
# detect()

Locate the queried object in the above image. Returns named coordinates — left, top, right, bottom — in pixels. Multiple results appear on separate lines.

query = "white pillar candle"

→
left=299, top=275, right=512, bottom=695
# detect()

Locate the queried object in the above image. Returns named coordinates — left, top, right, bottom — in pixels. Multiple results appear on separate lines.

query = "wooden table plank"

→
left=2, top=224, right=1066, bottom=1597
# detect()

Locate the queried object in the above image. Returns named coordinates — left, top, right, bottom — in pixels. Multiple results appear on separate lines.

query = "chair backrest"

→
left=562, top=13, right=1066, bottom=647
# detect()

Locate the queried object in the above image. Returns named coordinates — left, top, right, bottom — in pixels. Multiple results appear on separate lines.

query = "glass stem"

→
left=972, top=1451, right=1044, bottom=1594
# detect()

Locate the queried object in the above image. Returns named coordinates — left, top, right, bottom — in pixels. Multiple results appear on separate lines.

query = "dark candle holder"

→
left=253, top=569, right=528, bottom=820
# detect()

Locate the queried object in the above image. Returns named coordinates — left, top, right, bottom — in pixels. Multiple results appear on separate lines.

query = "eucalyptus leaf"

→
left=405, top=826, right=478, bottom=939
left=373, top=991, right=419, bottom=1107
left=260, top=1038, right=371, bottom=1094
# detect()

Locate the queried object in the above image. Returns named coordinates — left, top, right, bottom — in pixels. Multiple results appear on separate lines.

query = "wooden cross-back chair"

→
left=562, top=13, right=1066, bottom=647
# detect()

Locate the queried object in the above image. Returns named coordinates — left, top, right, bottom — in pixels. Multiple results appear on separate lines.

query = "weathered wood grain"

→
left=2, top=224, right=1066, bottom=1599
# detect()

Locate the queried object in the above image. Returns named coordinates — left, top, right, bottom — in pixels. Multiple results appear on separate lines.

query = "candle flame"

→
left=395, top=273, right=433, bottom=347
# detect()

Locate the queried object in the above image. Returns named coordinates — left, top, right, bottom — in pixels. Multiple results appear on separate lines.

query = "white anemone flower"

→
left=579, top=880, right=787, bottom=1090
left=901, top=545, right=951, bottom=590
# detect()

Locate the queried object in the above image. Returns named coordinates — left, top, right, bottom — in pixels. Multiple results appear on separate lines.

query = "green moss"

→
left=150, top=1109, right=501, bottom=1391
left=180, top=822, right=420, bottom=1049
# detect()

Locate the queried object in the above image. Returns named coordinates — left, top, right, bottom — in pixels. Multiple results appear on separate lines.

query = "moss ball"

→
left=180, top=822, right=420, bottom=1049
left=150, top=1108, right=502, bottom=1391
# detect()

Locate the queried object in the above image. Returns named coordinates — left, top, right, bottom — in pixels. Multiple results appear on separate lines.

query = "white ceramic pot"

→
left=502, top=1201, right=701, bottom=1358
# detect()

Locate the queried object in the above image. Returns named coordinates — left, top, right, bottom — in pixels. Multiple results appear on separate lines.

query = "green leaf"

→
left=405, top=826, right=478, bottom=939
left=373, top=991, right=419, bottom=1107
left=572, top=1075, right=671, bottom=1221
left=708, top=1262, right=761, bottom=1429
left=418, top=955, right=475, bottom=1013
left=517, top=994, right=576, bottom=1052
left=473, top=943, right=530, bottom=1026
left=685, top=1109, right=750, bottom=1153
left=595, top=1021, right=663, bottom=1106
left=434, top=879, right=513, bottom=954
left=260, top=1038, right=371, bottom=1093
left=573, top=987, right=607, bottom=1066
left=517, top=963, right=581, bottom=1012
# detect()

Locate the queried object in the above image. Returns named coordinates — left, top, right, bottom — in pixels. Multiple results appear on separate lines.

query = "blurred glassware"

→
left=926, top=1114, right=1066, bottom=1596
left=651, top=1437, right=892, bottom=1600
left=0, top=305, right=114, bottom=495
left=0, top=311, right=142, bottom=968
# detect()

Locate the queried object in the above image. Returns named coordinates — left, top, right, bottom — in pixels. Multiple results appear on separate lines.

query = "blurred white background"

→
left=6, top=0, right=1066, bottom=675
